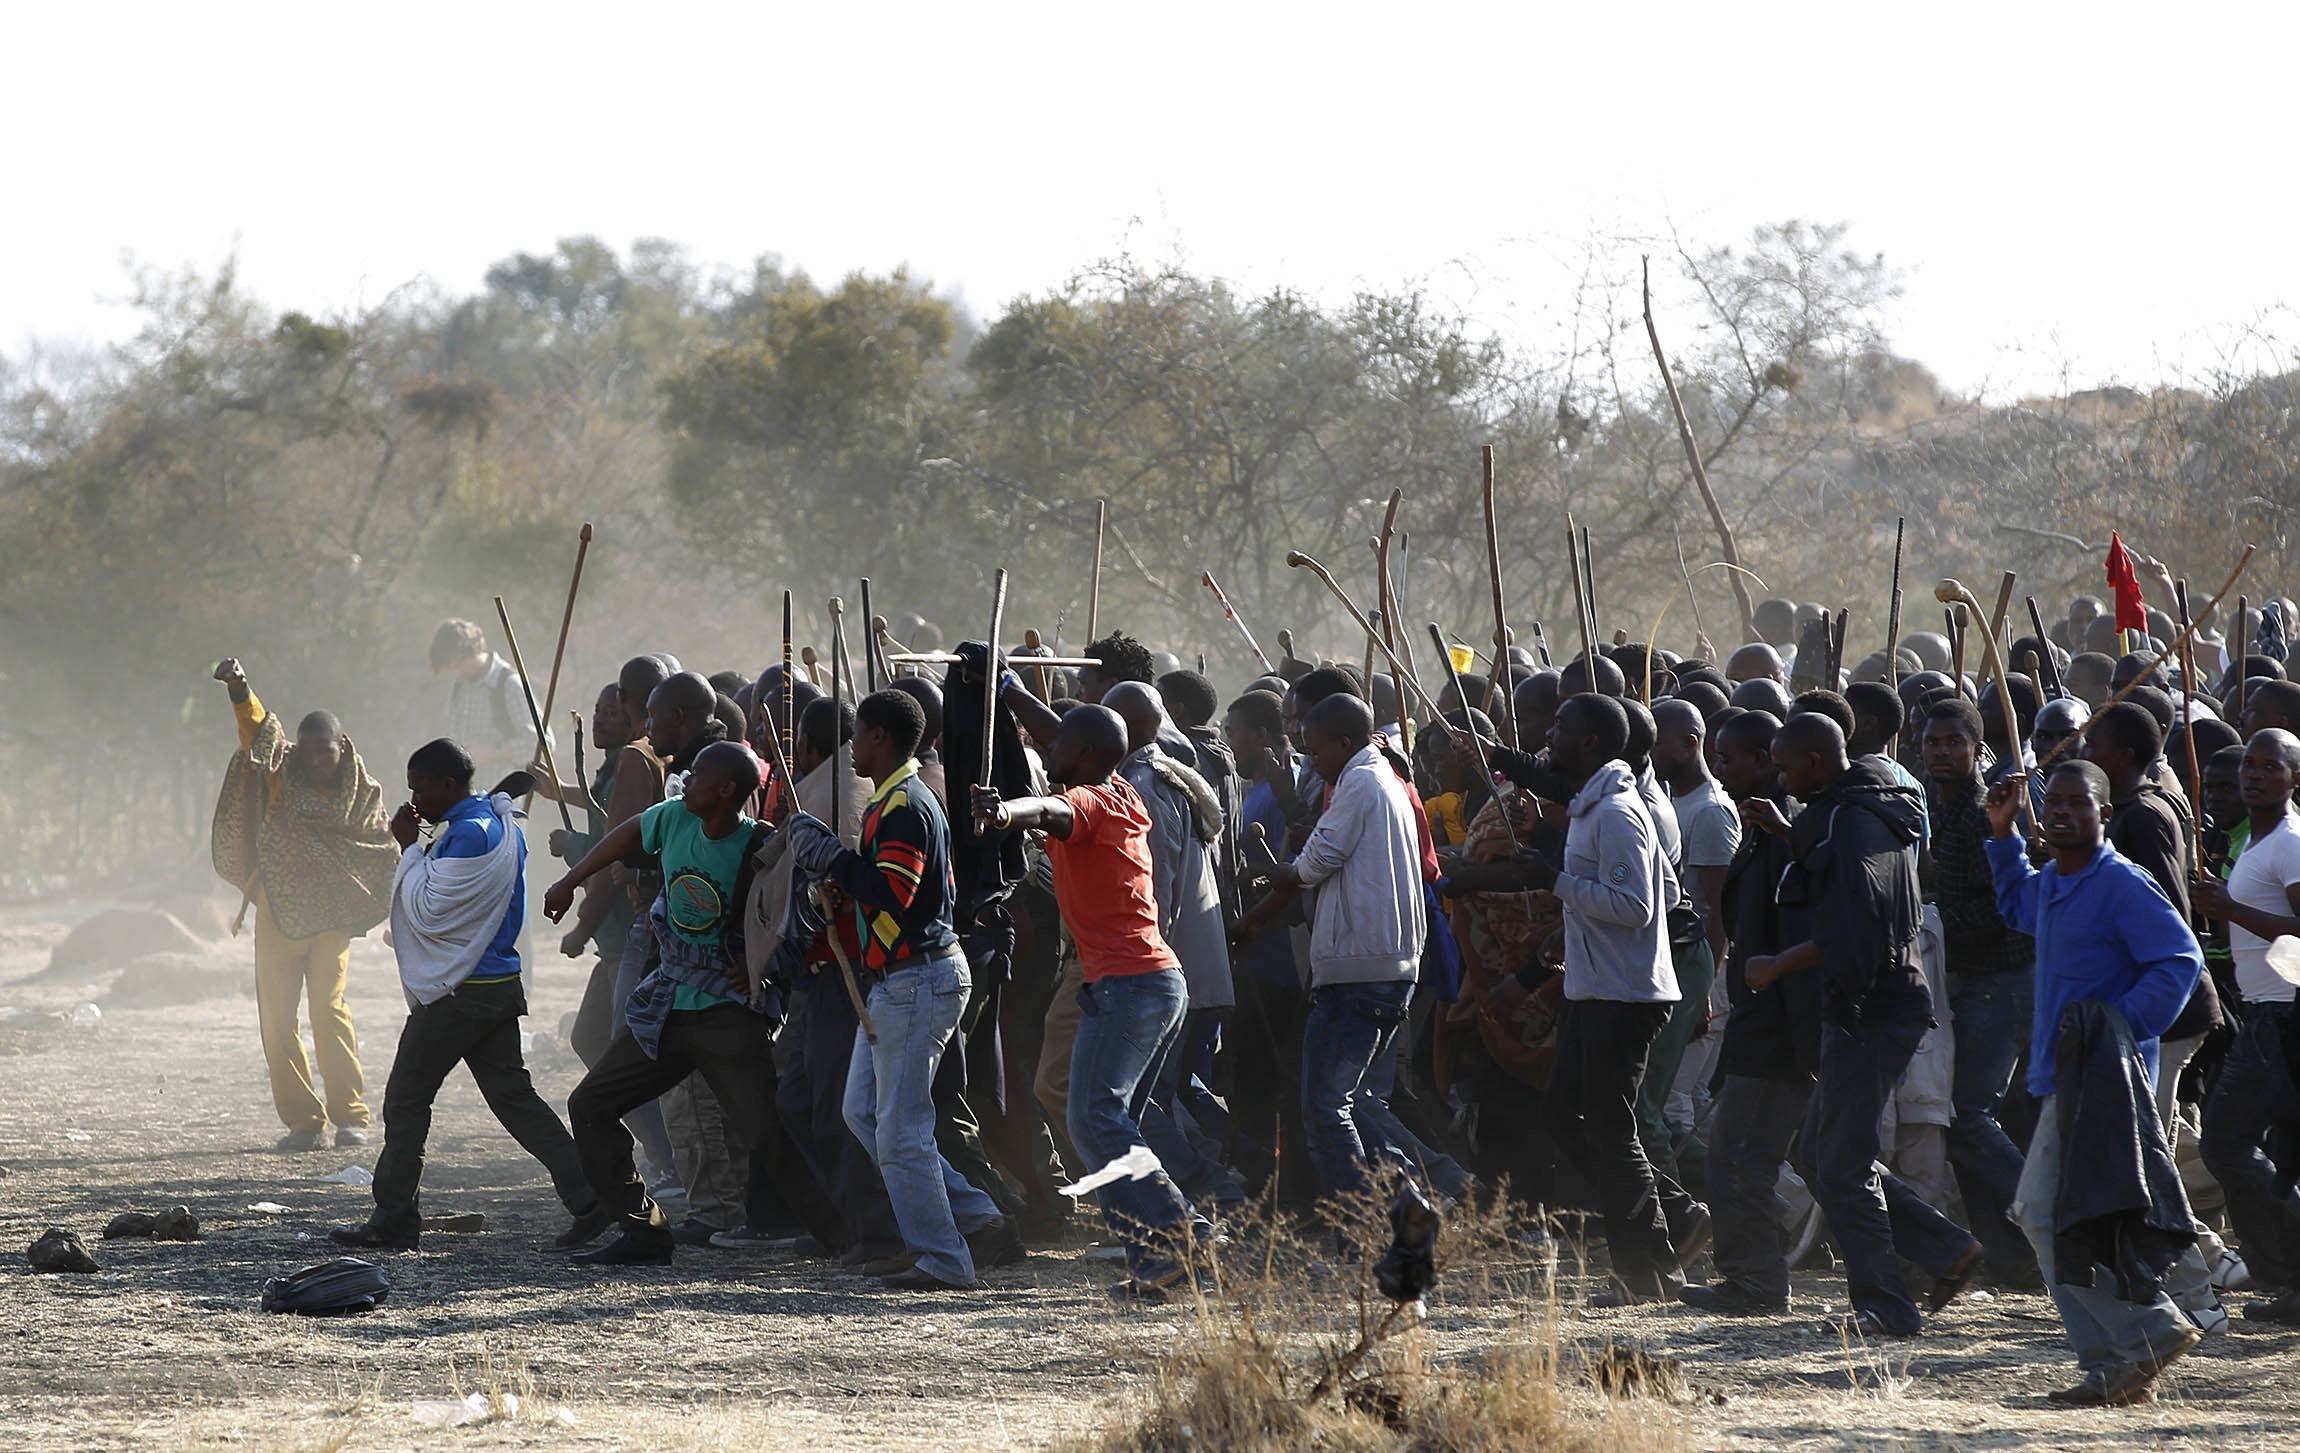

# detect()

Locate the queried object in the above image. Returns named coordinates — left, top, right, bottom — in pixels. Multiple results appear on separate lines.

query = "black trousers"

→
left=2202, top=1002, right=2300, bottom=1289
left=1798, top=1018, right=1976, bottom=1331
left=570, top=949, right=620, bottom=1069
left=775, top=978, right=904, bottom=1253
left=1228, top=972, right=1313, bottom=1210
left=1707, top=1073, right=1812, bottom=1303
left=371, top=976, right=594, bottom=1233
left=567, top=1004, right=844, bottom=1246
left=1542, top=997, right=1679, bottom=1295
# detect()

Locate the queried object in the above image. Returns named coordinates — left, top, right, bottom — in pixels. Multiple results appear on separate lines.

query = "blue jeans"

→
left=2015, top=1095, right=2194, bottom=1372
left=844, top=953, right=1002, bottom=1284
left=1301, top=979, right=1415, bottom=1200
left=1356, top=1022, right=1474, bottom=1201
left=1947, top=971, right=2036, bottom=1278
left=1068, top=969, right=1200, bottom=1279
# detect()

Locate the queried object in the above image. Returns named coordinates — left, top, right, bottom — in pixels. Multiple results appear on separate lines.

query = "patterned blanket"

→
left=211, top=708, right=398, bottom=941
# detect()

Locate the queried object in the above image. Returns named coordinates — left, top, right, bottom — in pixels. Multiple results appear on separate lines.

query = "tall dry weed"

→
left=1086, top=1183, right=1689, bottom=1452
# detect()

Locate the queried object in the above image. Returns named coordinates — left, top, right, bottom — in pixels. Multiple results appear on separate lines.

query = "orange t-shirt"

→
left=1048, top=777, right=1180, bottom=982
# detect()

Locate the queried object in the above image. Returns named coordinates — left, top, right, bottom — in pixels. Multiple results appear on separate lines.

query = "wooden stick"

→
left=1373, top=495, right=1421, bottom=754
left=861, top=578, right=880, bottom=694
left=1828, top=606, right=1849, bottom=683
left=1672, top=526, right=1705, bottom=639
left=981, top=568, right=1009, bottom=829
left=1579, top=523, right=1598, bottom=647
left=492, top=596, right=575, bottom=837
left=538, top=522, right=593, bottom=742
left=888, top=651, right=1097, bottom=668
left=2175, top=579, right=2206, bottom=872
left=1564, top=514, right=1597, bottom=680
left=564, top=711, right=588, bottom=819
left=2025, top=597, right=2064, bottom=698
left=1428, top=622, right=1520, bottom=854
left=1643, top=257, right=1755, bottom=638
left=781, top=590, right=796, bottom=763
left=1987, top=571, right=2018, bottom=662
left=1479, top=448, right=1517, bottom=747
left=1022, top=628, right=1052, bottom=700
left=2237, top=596, right=2250, bottom=720
left=1884, top=517, right=1905, bottom=685
left=821, top=595, right=875, bottom=1040
left=1087, top=498, right=1107, bottom=645
left=870, top=616, right=899, bottom=681
left=1934, top=579, right=2035, bottom=835
left=1283, top=551, right=1444, bottom=724
left=1948, top=606, right=1968, bottom=697
left=1202, top=570, right=1274, bottom=673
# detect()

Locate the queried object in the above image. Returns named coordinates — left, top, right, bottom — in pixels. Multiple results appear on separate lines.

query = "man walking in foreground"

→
left=1987, top=760, right=2205, bottom=1405
left=331, top=740, right=606, bottom=1251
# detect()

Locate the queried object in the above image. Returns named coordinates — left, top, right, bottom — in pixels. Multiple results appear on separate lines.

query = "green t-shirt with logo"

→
left=638, top=797, right=751, bottom=1010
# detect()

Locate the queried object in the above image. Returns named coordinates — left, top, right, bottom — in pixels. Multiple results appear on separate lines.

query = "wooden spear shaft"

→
left=1087, top=498, right=1107, bottom=645
left=538, top=521, right=593, bottom=737
left=1884, top=516, right=1905, bottom=685
left=1643, top=257, right=1755, bottom=639
left=2176, top=579, right=2205, bottom=872
left=1480, top=447, right=1517, bottom=746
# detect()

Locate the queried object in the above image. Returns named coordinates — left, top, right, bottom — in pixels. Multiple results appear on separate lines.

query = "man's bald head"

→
left=2254, top=726, right=2300, bottom=774
left=1728, top=643, right=1786, bottom=685
left=1558, top=653, right=1625, bottom=699
left=1653, top=698, right=1705, bottom=741
left=1775, top=709, right=1848, bottom=767
left=1304, top=693, right=1375, bottom=750
left=620, top=654, right=673, bottom=710
left=2244, top=679, right=2300, bottom=734
left=1101, top=680, right=1166, bottom=754
left=1731, top=677, right=1795, bottom=718
left=1051, top=703, right=1129, bottom=785
left=654, top=670, right=716, bottom=716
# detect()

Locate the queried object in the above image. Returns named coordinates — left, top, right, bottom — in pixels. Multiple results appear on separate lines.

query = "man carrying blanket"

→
left=329, top=739, right=609, bottom=1252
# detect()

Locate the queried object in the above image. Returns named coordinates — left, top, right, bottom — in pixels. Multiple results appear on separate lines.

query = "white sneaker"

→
left=2189, top=1299, right=2231, bottom=1334
left=2212, top=1249, right=2253, bottom=1293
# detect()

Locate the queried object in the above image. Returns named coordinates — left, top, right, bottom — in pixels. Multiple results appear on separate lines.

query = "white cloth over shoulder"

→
left=390, top=792, right=522, bottom=1007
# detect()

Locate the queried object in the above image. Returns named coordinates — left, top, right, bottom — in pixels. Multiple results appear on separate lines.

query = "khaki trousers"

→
left=254, top=903, right=367, bottom=1133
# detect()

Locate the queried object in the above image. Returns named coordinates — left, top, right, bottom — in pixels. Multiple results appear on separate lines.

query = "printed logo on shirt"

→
left=1609, top=862, right=1629, bottom=884
left=666, top=870, right=727, bottom=938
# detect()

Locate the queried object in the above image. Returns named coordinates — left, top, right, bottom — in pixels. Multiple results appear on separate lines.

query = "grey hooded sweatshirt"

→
left=1557, top=759, right=1682, bottom=1004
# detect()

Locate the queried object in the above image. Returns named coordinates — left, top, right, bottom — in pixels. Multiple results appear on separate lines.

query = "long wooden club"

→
left=1480, top=448, right=1517, bottom=746
left=2175, top=579, right=2206, bottom=872
left=1934, top=579, right=2035, bottom=835
left=981, top=568, right=1009, bottom=837
left=1284, top=551, right=1445, bottom=725
left=1428, top=622, right=1521, bottom=854
left=492, top=596, right=575, bottom=837
left=538, top=521, right=593, bottom=738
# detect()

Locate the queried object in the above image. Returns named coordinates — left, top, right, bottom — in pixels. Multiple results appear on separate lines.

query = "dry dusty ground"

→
left=5, top=896, right=2300, bottom=1451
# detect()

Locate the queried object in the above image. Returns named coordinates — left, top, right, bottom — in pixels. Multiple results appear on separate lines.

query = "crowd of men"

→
left=210, top=574, right=2300, bottom=1410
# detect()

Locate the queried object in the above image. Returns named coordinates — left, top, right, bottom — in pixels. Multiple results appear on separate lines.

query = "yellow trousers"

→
left=254, top=902, right=368, bottom=1132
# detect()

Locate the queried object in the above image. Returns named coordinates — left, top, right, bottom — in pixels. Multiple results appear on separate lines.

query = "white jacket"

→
left=1294, top=744, right=1425, bottom=987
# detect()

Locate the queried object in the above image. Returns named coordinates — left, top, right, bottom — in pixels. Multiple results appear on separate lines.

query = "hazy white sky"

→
left=9, top=1, right=2294, bottom=397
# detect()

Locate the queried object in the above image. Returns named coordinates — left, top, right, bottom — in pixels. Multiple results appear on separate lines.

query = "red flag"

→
left=2103, top=531, right=2149, bottom=633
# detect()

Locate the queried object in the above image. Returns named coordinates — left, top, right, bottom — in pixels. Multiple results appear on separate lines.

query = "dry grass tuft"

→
left=1086, top=1183, right=1689, bottom=1452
